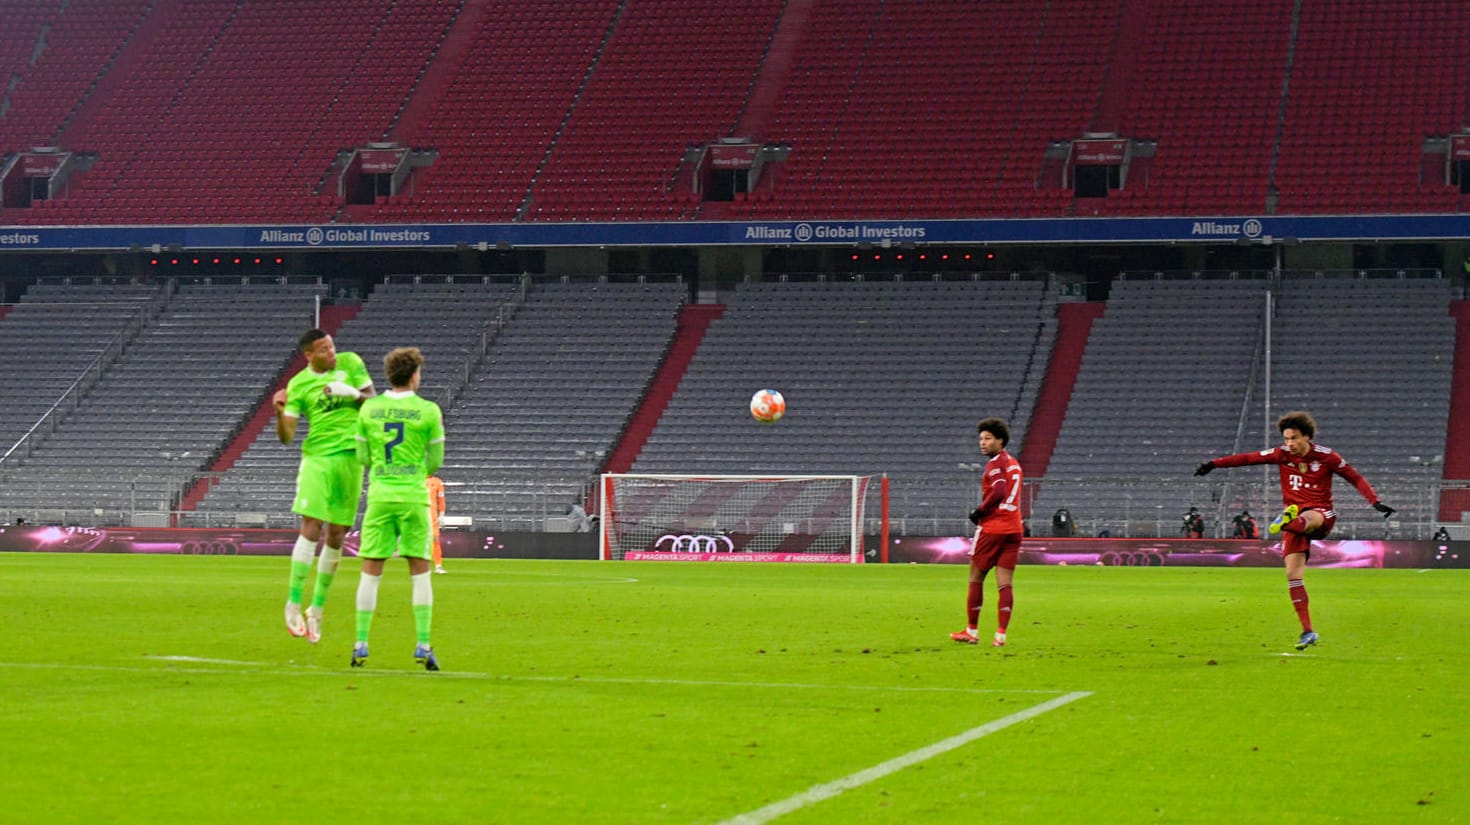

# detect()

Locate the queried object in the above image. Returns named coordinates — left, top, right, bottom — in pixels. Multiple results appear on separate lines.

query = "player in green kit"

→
left=349, top=346, right=445, bottom=671
left=273, top=329, right=375, bottom=643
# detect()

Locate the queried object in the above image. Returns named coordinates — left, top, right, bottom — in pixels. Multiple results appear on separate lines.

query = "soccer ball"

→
left=750, top=388, right=785, bottom=424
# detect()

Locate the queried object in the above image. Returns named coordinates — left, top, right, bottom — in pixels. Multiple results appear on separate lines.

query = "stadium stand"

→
left=4, top=0, right=457, bottom=225
left=1033, top=274, right=1456, bottom=538
left=739, top=0, right=1117, bottom=220
left=0, top=0, right=150, bottom=152
left=0, top=2, right=1466, bottom=543
left=186, top=278, right=521, bottom=526
left=0, top=281, right=163, bottom=466
left=444, top=280, right=686, bottom=530
left=630, top=278, right=1055, bottom=535
left=1095, top=1, right=1292, bottom=217
left=373, top=0, right=622, bottom=224
left=1274, top=1, right=1470, bottom=214
left=1235, top=275, right=1456, bottom=535
left=1030, top=278, right=1271, bottom=537
left=3, top=1, right=1469, bottom=221
left=0, top=282, right=323, bottom=524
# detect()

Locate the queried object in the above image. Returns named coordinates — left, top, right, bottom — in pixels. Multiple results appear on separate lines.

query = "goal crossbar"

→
left=599, top=473, right=886, bottom=563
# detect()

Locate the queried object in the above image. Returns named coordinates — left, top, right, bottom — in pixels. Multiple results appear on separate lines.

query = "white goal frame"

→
left=599, top=473, right=887, bottom=563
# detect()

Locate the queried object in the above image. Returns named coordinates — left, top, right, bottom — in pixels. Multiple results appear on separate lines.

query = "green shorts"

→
left=358, top=498, right=433, bottom=560
left=292, top=452, right=364, bottom=527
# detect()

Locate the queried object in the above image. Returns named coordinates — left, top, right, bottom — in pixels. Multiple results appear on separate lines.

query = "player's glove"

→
left=1372, top=502, right=1396, bottom=518
left=1193, top=461, right=1215, bottom=476
left=325, top=381, right=363, bottom=400
left=968, top=507, right=983, bottom=526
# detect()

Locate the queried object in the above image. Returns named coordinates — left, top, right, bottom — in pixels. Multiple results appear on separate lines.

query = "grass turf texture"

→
left=1, top=554, right=1465, bottom=824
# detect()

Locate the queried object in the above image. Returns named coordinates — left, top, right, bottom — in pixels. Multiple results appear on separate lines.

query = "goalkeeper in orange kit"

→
left=428, top=474, right=446, bottom=573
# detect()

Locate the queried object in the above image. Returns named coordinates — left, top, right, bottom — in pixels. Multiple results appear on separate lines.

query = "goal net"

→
left=599, top=474, right=886, bottom=563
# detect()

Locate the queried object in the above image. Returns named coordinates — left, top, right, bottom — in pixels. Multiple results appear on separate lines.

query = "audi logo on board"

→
left=654, top=534, right=736, bottom=553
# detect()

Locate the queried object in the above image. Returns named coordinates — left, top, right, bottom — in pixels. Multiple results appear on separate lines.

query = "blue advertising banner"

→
left=5, top=214, right=1470, bottom=252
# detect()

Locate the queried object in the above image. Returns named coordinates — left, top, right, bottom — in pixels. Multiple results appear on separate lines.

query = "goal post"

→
left=599, top=474, right=888, bottom=563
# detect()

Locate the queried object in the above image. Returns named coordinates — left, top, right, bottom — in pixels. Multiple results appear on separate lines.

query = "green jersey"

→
left=355, top=390, right=446, bottom=504
left=283, top=351, right=373, bottom=456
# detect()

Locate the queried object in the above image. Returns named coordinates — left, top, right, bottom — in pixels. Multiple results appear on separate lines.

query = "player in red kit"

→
left=951, top=418, right=1024, bottom=647
left=1195, top=411, right=1395, bottom=650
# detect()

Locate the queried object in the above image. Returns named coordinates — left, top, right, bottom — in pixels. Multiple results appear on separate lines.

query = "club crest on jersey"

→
left=1309, top=462, right=1321, bottom=473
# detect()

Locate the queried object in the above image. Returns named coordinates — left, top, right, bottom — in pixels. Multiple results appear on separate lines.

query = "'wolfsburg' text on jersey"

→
left=355, top=390, right=446, bottom=503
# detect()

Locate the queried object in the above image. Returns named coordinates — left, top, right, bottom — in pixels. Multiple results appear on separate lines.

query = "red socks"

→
left=966, top=582, right=983, bottom=628
left=1288, top=579, right=1312, bottom=631
left=997, top=584, right=1014, bottom=632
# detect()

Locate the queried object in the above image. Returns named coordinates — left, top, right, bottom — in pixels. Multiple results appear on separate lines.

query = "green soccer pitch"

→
left=2, top=554, right=1465, bottom=824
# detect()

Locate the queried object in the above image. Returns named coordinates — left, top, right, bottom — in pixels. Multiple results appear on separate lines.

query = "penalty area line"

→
left=716, top=690, right=1092, bottom=825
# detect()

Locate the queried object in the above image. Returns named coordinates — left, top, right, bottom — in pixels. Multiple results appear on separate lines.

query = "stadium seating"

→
left=187, top=278, right=520, bottom=525
left=1, top=1, right=1466, bottom=540
left=1031, top=278, right=1271, bottom=537
left=0, top=282, right=324, bottom=522
left=1033, top=274, right=1456, bottom=538
left=523, top=0, right=783, bottom=222
left=372, top=0, right=622, bottom=224
left=4, top=1, right=1468, bottom=222
left=3, top=0, right=456, bottom=225
left=1236, top=275, right=1455, bottom=533
left=630, top=278, right=1055, bottom=535
left=0, top=281, right=163, bottom=465
left=1274, top=2, right=1470, bottom=214
left=444, top=280, right=686, bottom=529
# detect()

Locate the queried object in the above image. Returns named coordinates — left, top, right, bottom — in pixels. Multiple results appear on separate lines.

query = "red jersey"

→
left=1211, top=443, right=1379, bottom=513
left=975, top=449, right=1024, bottom=534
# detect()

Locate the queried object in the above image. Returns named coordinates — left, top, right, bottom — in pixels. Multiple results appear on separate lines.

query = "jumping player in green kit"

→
left=349, top=346, right=445, bottom=671
left=273, top=329, right=375, bottom=643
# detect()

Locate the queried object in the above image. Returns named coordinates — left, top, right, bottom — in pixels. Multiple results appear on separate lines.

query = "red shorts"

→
left=1303, top=508, right=1337, bottom=539
left=970, top=530, right=1022, bottom=573
left=1281, top=508, right=1336, bottom=556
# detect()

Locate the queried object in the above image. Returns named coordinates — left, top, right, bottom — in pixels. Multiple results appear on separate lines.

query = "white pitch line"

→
left=144, top=655, right=267, bottom=666
left=716, top=691, right=1093, bottom=825
left=0, top=660, right=1071, bottom=695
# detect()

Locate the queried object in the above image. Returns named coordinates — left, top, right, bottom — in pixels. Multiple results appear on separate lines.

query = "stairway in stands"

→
left=1439, top=300, right=1470, bottom=521
left=1017, top=302, right=1104, bottom=477
left=387, top=0, right=491, bottom=141
left=601, top=303, right=725, bottom=475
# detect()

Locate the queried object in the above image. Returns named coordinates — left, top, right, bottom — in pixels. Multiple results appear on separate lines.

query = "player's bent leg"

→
left=1268, top=504, right=1300, bottom=535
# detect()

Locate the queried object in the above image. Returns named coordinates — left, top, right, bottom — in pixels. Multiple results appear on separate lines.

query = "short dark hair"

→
left=976, top=417, right=1009, bottom=446
left=383, top=347, right=424, bottom=388
left=298, top=328, right=329, bottom=351
left=1277, top=410, right=1316, bottom=439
